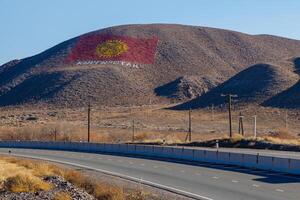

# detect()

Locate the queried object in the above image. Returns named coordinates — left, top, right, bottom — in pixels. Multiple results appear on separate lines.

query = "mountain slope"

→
left=1, top=24, right=300, bottom=107
left=174, top=63, right=299, bottom=109
left=154, top=75, right=220, bottom=101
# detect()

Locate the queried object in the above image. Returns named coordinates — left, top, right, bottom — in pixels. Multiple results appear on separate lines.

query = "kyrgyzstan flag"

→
left=66, top=34, right=158, bottom=64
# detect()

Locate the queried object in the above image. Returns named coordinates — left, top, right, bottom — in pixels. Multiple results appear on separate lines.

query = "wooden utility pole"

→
left=211, top=104, right=214, bottom=121
left=188, top=108, right=192, bottom=142
left=228, top=96, right=233, bottom=138
left=221, top=94, right=237, bottom=138
left=54, top=129, right=57, bottom=141
left=185, top=108, right=192, bottom=142
left=285, top=110, right=288, bottom=129
left=238, top=112, right=244, bottom=136
left=88, top=103, right=91, bottom=143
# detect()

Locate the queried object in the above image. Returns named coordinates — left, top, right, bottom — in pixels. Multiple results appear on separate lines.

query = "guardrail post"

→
left=192, top=149, right=195, bottom=159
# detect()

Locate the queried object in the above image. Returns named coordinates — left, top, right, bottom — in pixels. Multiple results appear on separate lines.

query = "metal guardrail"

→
left=0, top=141, right=299, bottom=175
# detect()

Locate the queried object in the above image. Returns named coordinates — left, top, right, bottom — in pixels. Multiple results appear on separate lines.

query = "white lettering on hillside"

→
left=76, top=60, right=139, bottom=68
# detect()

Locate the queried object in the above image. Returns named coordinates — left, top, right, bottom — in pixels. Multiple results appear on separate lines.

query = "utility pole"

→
left=185, top=108, right=192, bottom=142
left=88, top=103, right=91, bottom=143
left=253, top=115, right=257, bottom=138
left=221, top=94, right=237, bottom=138
left=54, top=128, right=57, bottom=141
left=211, top=104, right=214, bottom=121
left=188, top=108, right=192, bottom=142
left=285, top=110, right=288, bottom=129
left=132, top=120, right=135, bottom=142
left=238, top=112, right=244, bottom=136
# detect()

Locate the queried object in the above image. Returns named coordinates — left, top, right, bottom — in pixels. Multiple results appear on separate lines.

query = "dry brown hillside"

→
left=1, top=24, right=300, bottom=108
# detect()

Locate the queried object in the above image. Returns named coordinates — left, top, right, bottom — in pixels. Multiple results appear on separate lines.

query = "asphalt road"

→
left=0, top=148, right=299, bottom=200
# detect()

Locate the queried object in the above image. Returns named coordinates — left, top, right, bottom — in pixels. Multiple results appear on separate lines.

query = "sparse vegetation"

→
left=0, top=159, right=52, bottom=193
left=0, top=104, right=299, bottom=148
left=3, top=174, right=51, bottom=193
left=2, top=25, right=300, bottom=109
left=53, top=192, right=71, bottom=200
left=0, top=156, right=154, bottom=200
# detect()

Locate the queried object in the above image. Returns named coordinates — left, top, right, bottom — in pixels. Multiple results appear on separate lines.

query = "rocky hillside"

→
left=1, top=24, right=300, bottom=108
left=174, top=62, right=299, bottom=109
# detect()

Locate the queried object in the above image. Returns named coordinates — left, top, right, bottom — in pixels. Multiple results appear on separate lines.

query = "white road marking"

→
left=212, top=176, right=219, bottom=179
left=232, top=180, right=239, bottom=183
left=252, top=184, right=259, bottom=187
left=276, top=189, right=284, bottom=192
left=3, top=153, right=215, bottom=200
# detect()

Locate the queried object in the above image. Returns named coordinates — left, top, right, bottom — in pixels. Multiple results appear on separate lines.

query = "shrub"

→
left=4, top=173, right=51, bottom=193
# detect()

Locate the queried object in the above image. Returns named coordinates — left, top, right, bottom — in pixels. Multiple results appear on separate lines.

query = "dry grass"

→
left=63, top=169, right=125, bottom=200
left=228, top=134, right=245, bottom=143
left=220, top=129, right=300, bottom=146
left=263, top=137, right=300, bottom=146
left=3, top=174, right=51, bottom=193
left=53, top=191, right=71, bottom=200
left=259, top=127, right=300, bottom=145
left=0, top=159, right=52, bottom=193
left=0, top=156, right=149, bottom=200
left=0, top=105, right=299, bottom=146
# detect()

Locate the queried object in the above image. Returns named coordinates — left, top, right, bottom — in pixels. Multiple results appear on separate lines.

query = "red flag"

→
left=66, top=34, right=158, bottom=64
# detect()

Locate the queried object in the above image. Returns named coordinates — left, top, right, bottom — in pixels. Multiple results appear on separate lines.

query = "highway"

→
left=0, top=148, right=299, bottom=200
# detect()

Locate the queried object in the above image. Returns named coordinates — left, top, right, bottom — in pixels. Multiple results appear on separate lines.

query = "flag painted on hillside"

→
left=66, top=34, right=158, bottom=64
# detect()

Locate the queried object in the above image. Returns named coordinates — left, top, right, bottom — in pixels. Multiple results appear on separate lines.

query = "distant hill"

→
left=262, top=57, right=300, bottom=108
left=154, top=75, right=219, bottom=101
left=174, top=63, right=299, bottom=109
left=1, top=24, right=300, bottom=108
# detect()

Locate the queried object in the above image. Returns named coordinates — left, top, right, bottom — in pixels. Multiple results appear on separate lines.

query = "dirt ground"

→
left=0, top=104, right=300, bottom=143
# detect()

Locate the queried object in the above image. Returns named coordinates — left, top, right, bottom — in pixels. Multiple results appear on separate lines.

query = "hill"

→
left=1, top=24, right=300, bottom=107
left=154, top=75, right=220, bottom=101
left=174, top=63, right=299, bottom=109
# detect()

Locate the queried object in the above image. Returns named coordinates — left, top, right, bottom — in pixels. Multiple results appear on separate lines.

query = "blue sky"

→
left=1, top=0, right=300, bottom=65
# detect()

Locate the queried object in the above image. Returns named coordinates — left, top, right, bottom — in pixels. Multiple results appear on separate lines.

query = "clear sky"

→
left=1, top=0, right=300, bottom=65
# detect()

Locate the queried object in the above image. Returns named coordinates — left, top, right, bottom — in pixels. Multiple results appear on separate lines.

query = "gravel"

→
left=0, top=176, right=95, bottom=200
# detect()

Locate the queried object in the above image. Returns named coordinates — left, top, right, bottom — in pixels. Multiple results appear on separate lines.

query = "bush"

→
left=4, top=174, right=51, bottom=193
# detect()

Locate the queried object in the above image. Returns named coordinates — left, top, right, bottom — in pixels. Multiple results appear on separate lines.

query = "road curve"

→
left=0, top=148, right=299, bottom=200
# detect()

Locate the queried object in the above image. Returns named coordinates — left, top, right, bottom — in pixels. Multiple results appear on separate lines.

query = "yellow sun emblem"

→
left=96, top=40, right=128, bottom=58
